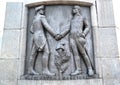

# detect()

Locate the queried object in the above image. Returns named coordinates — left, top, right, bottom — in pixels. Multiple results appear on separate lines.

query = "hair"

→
left=73, top=5, right=81, bottom=14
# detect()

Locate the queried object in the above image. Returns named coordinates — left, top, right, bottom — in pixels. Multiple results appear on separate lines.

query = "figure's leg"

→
left=42, top=43, right=55, bottom=76
left=70, top=38, right=82, bottom=76
left=28, top=44, right=39, bottom=75
left=76, top=39, right=94, bottom=76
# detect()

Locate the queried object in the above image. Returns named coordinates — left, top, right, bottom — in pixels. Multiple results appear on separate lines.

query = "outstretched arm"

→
left=83, top=18, right=90, bottom=36
left=41, top=17, right=57, bottom=37
left=60, top=22, right=70, bottom=38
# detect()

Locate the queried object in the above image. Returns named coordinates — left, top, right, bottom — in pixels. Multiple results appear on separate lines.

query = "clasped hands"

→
left=54, top=34, right=63, bottom=41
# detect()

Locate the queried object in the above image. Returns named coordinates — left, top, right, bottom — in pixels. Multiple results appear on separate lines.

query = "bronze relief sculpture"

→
left=23, top=5, right=97, bottom=80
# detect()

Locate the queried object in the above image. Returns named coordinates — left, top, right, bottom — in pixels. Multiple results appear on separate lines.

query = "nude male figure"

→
left=70, top=5, right=94, bottom=76
left=29, top=5, right=58, bottom=75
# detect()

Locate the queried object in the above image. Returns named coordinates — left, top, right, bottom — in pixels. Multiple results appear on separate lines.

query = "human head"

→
left=72, top=5, right=81, bottom=14
left=35, top=5, right=45, bottom=15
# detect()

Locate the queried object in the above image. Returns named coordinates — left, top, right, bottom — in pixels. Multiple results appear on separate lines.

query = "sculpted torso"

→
left=32, top=15, right=45, bottom=36
left=70, top=15, right=84, bottom=38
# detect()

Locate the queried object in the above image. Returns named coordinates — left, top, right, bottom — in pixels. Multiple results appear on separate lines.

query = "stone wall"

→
left=0, top=0, right=120, bottom=85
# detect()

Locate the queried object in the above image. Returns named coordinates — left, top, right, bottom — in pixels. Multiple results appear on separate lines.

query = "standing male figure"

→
left=70, top=5, right=94, bottom=76
left=29, top=5, right=58, bottom=75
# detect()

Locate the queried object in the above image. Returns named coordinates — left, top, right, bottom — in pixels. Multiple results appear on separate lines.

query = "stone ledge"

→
left=18, top=79, right=102, bottom=85
left=21, top=74, right=99, bottom=80
left=18, top=80, right=37, bottom=85
left=25, top=0, right=94, bottom=7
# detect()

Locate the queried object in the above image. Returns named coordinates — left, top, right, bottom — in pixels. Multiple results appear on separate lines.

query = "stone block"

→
left=19, top=29, right=27, bottom=60
left=18, top=80, right=37, bottom=85
left=93, top=28, right=119, bottom=58
left=18, top=29, right=26, bottom=79
left=92, top=27, right=99, bottom=57
left=4, top=2, right=23, bottom=29
left=95, top=58, right=102, bottom=78
left=0, top=59, right=18, bottom=80
left=96, top=0, right=115, bottom=27
left=0, top=2, right=6, bottom=56
left=1, top=30, right=20, bottom=58
left=87, top=79, right=103, bottom=85
left=17, top=29, right=27, bottom=79
left=101, top=58, right=120, bottom=79
left=116, top=28, right=120, bottom=56
left=17, top=60, right=25, bottom=79
left=0, top=80, right=17, bottom=85
left=104, top=79, right=120, bottom=85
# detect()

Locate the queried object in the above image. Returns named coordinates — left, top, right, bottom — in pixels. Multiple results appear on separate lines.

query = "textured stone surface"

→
left=0, top=80, right=17, bottom=85
left=101, top=58, right=120, bottom=79
left=1, top=30, right=20, bottom=58
left=96, top=0, right=115, bottom=27
left=21, top=7, right=28, bottom=28
left=17, top=29, right=27, bottom=79
left=19, top=29, right=26, bottom=60
left=93, top=28, right=119, bottom=58
left=0, top=59, right=18, bottom=80
left=18, top=80, right=37, bottom=85
left=41, top=81, right=58, bottom=85
left=36, top=80, right=42, bottom=85
left=18, top=80, right=102, bottom=85
left=104, top=79, right=120, bottom=85
left=90, top=0, right=98, bottom=27
left=116, top=28, right=120, bottom=56
left=41, top=79, right=102, bottom=85
left=0, top=0, right=119, bottom=85
left=0, top=2, right=6, bottom=57
left=86, top=79, right=102, bottom=85
left=17, top=60, right=25, bottom=79
left=92, top=27, right=99, bottom=58
left=4, top=2, right=23, bottom=29
left=95, top=58, right=102, bottom=78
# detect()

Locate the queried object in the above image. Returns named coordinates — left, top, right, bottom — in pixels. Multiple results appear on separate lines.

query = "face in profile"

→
left=35, top=5, right=45, bottom=15
left=38, top=8, right=44, bottom=15
left=72, top=6, right=81, bottom=14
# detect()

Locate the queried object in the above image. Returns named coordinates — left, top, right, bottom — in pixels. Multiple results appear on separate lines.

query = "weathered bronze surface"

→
left=22, top=5, right=97, bottom=80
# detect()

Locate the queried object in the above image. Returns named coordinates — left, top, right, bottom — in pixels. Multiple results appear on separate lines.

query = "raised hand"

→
left=78, top=33, right=85, bottom=39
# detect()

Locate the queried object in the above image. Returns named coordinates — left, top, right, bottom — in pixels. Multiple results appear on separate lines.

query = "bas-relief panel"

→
left=21, top=5, right=97, bottom=80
